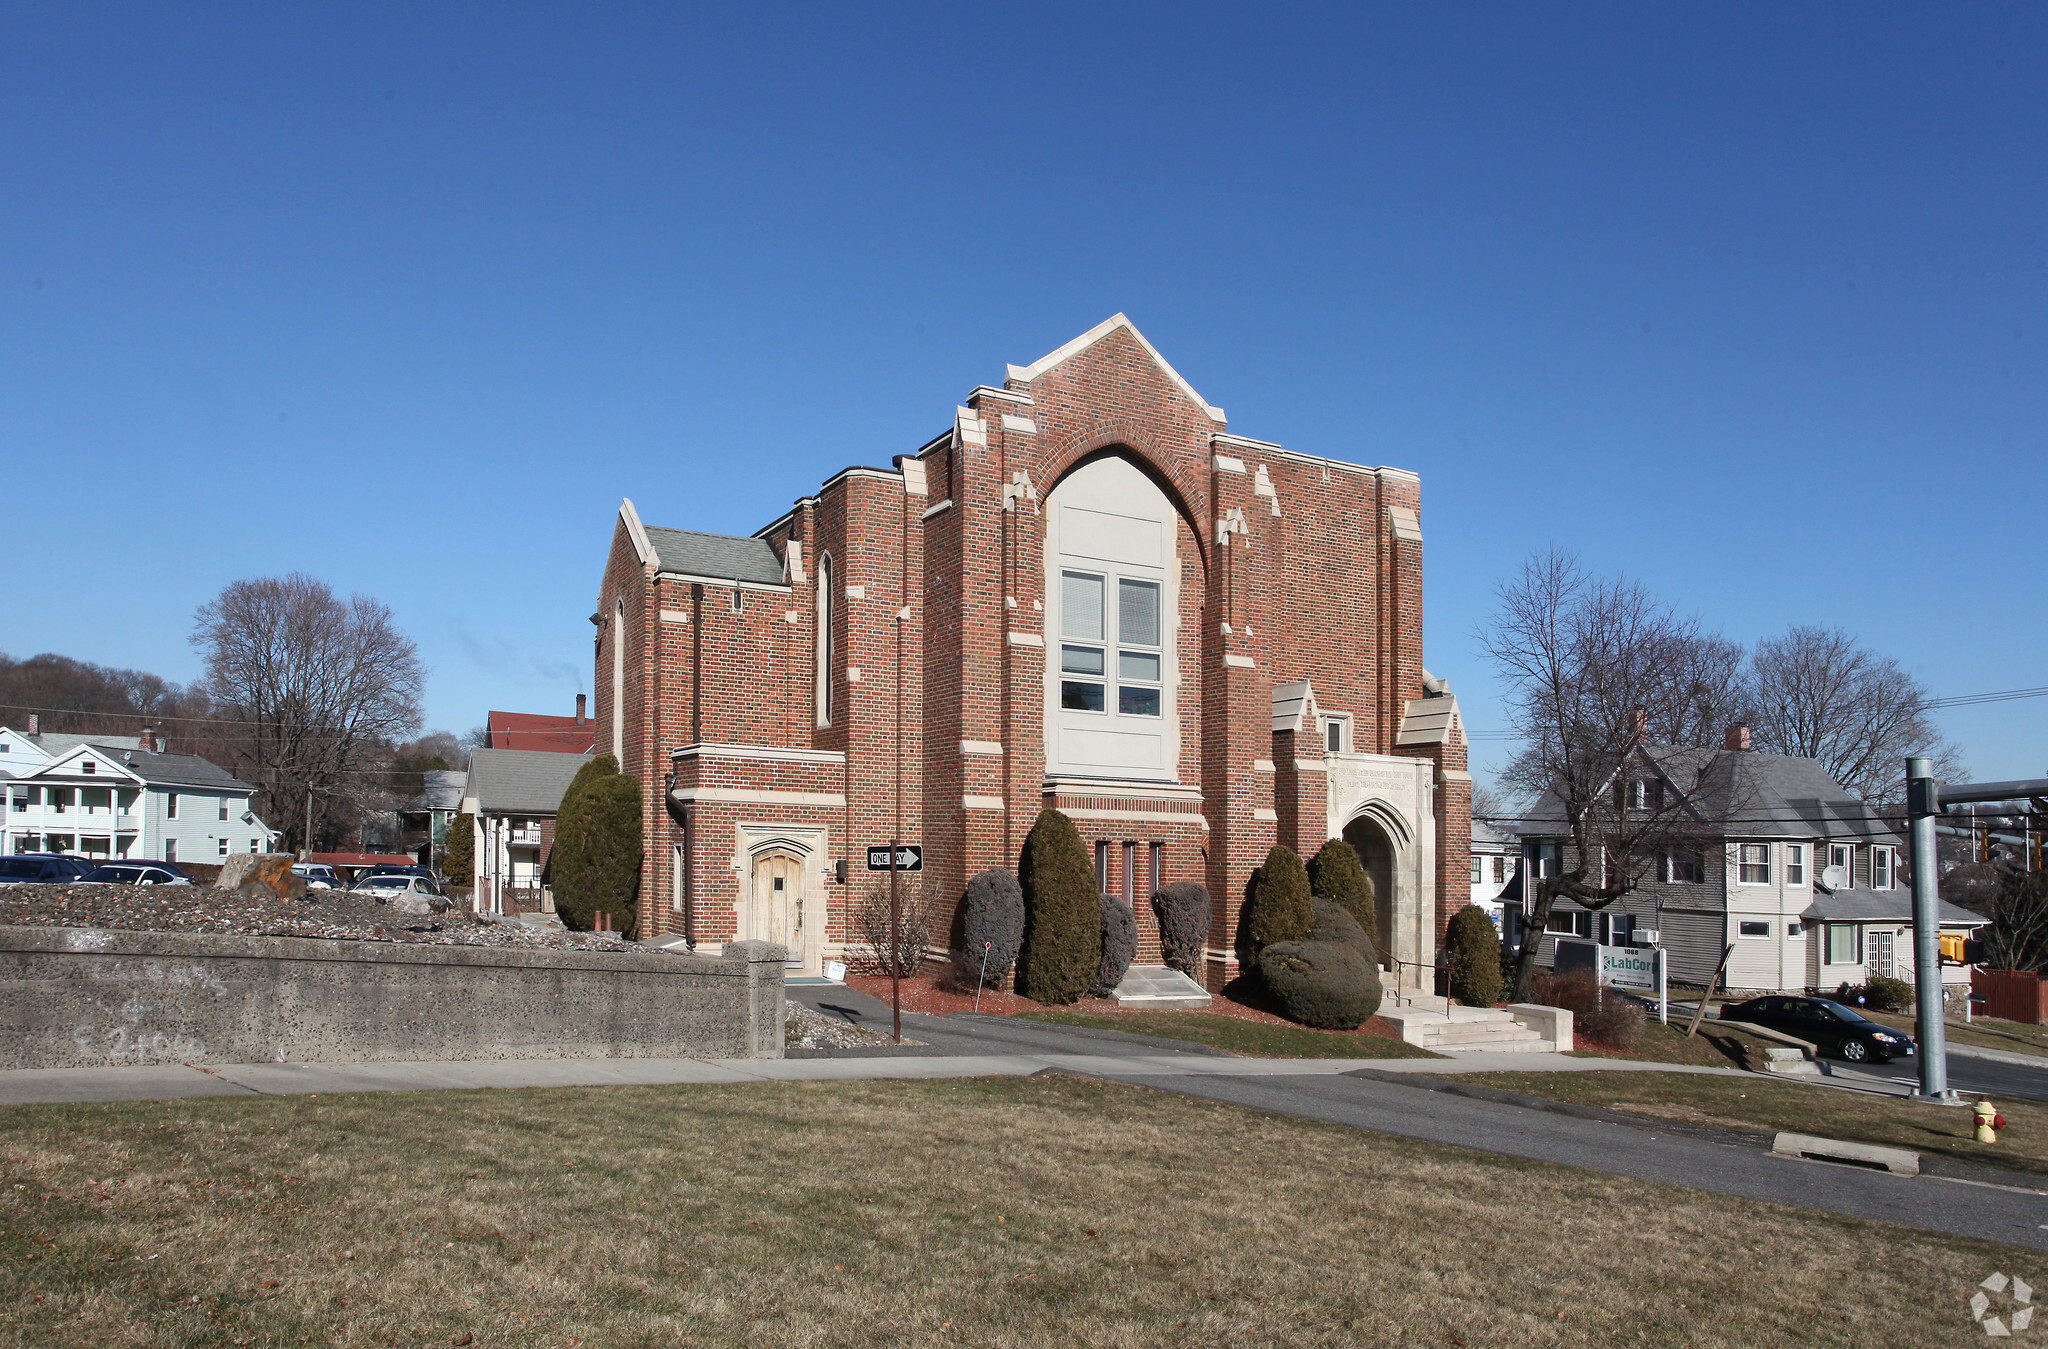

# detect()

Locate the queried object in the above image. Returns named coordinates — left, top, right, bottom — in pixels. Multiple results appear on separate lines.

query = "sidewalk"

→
left=0, top=1046, right=1753, bottom=1107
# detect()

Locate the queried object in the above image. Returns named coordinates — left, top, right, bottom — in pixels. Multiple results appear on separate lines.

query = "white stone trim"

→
left=670, top=787, right=847, bottom=807
left=846, top=668, right=862, bottom=682
left=619, top=497, right=654, bottom=564
left=963, top=795, right=1006, bottom=811
left=1061, top=807, right=1208, bottom=829
left=920, top=499, right=955, bottom=520
left=961, top=740, right=1004, bottom=756
left=661, top=573, right=792, bottom=594
left=845, top=585, right=866, bottom=599
left=671, top=743, right=847, bottom=765
left=967, top=384, right=1033, bottom=406
left=1005, top=313, right=1226, bottom=423
left=1388, top=504, right=1424, bottom=543
left=1211, top=432, right=1283, bottom=453
left=1212, top=454, right=1248, bottom=474
left=1253, top=759, right=1276, bottom=773
left=1441, top=769, right=1472, bottom=781
left=659, top=609, right=690, bottom=624
left=783, top=538, right=805, bottom=585
left=1000, top=414, right=1037, bottom=434
left=1271, top=446, right=1417, bottom=480
left=1043, top=776, right=1203, bottom=802
left=1294, top=759, right=1328, bottom=773
left=1224, top=653, right=1255, bottom=669
left=1006, top=631, right=1044, bottom=647
left=900, top=456, right=930, bottom=495
left=1252, top=807, right=1280, bottom=822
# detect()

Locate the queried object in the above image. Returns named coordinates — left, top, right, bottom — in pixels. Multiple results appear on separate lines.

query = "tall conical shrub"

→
left=551, top=754, right=643, bottom=935
left=1444, top=904, right=1504, bottom=1007
left=1237, top=844, right=1313, bottom=971
left=1016, top=808, right=1101, bottom=1005
left=441, top=812, right=475, bottom=886
left=1307, top=838, right=1375, bottom=937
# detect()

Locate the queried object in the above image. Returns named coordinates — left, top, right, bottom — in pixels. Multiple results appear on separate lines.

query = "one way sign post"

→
left=866, top=845, right=924, bottom=872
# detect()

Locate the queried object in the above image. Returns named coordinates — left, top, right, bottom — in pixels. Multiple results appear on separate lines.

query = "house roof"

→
left=30, top=731, right=143, bottom=756
left=1471, top=819, right=1519, bottom=849
left=641, top=525, right=785, bottom=586
left=1802, top=888, right=1988, bottom=927
left=465, top=748, right=593, bottom=815
left=405, top=769, right=467, bottom=812
left=1517, top=745, right=1903, bottom=845
left=25, top=743, right=253, bottom=792
left=487, top=710, right=596, bottom=754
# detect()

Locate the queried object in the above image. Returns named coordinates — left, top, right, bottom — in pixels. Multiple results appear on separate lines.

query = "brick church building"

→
left=593, top=315, right=1469, bottom=992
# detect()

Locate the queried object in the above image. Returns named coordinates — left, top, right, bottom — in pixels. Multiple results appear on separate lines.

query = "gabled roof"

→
left=466, top=748, right=594, bottom=815
left=616, top=499, right=786, bottom=586
left=488, top=710, right=597, bottom=754
left=1006, top=314, right=1227, bottom=424
left=24, top=743, right=253, bottom=792
left=1517, top=745, right=1903, bottom=845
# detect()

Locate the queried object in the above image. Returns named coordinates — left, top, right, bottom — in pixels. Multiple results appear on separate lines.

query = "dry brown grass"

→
left=0, top=1075, right=2026, bottom=1347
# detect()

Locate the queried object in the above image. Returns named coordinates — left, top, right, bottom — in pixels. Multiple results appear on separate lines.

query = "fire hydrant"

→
left=1976, top=1097, right=2007, bottom=1144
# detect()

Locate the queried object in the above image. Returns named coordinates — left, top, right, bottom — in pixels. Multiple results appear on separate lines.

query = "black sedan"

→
left=1720, top=995, right=1916, bottom=1063
left=73, top=862, right=195, bottom=887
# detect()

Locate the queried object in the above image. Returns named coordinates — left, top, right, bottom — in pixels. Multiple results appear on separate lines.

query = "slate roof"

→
left=121, top=751, right=255, bottom=791
left=1802, top=888, right=1988, bottom=927
left=466, top=749, right=594, bottom=815
left=642, top=525, right=785, bottom=586
left=1471, top=819, right=1519, bottom=848
left=1516, top=746, right=1903, bottom=846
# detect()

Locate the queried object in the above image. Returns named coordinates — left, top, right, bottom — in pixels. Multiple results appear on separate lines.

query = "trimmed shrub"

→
left=551, top=755, right=642, bottom=935
left=1091, top=894, right=1138, bottom=997
left=1444, top=904, right=1504, bottom=1007
left=441, top=811, right=475, bottom=886
left=1016, top=808, right=1102, bottom=1005
left=1237, top=844, right=1313, bottom=971
left=1258, top=939, right=1380, bottom=1030
left=1151, top=881, right=1212, bottom=976
left=1527, top=967, right=1645, bottom=1050
left=1310, top=896, right=1378, bottom=966
left=1307, top=839, right=1376, bottom=937
left=1862, top=975, right=1915, bottom=1014
left=952, top=867, right=1025, bottom=990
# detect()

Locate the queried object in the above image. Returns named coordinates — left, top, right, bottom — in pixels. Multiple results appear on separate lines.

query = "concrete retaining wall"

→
left=0, top=927, right=785, bottom=1069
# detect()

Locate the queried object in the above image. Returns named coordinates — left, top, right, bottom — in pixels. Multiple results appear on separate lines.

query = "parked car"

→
left=0, top=854, right=97, bottom=885
left=291, top=863, right=341, bottom=890
left=350, top=873, right=444, bottom=899
left=73, top=862, right=194, bottom=887
left=357, top=864, right=437, bottom=884
left=1719, top=995, right=1916, bottom=1063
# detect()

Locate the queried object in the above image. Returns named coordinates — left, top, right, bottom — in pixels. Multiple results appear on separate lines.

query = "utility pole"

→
left=1906, top=761, right=2048, bottom=1102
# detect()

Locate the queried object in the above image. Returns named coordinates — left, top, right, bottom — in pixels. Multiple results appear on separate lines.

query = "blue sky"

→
left=4, top=4, right=2043, bottom=786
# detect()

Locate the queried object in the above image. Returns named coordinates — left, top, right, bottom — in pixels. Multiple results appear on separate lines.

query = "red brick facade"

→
left=595, top=316, right=1469, bottom=990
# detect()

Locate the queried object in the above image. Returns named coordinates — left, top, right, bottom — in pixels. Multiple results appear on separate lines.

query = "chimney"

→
left=140, top=725, right=152, bottom=752
left=1629, top=705, right=1648, bottom=744
left=28, top=713, right=38, bottom=735
left=1724, top=724, right=1751, bottom=752
left=576, top=694, right=587, bottom=725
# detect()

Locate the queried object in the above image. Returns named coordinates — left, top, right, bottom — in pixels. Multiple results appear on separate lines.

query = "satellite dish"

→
left=1820, top=865, right=1850, bottom=891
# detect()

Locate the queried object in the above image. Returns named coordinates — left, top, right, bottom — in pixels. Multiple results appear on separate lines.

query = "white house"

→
left=3, top=739, right=276, bottom=863
left=1470, top=818, right=1519, bottom=919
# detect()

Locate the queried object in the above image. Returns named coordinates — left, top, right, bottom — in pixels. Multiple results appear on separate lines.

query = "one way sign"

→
left=865, top=844, right=924, bottom=872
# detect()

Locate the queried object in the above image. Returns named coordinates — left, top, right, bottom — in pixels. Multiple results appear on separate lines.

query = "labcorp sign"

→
left=1555, top=939, right=1668, bottom=1022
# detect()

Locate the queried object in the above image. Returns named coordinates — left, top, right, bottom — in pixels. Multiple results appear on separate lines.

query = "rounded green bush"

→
left=1151, top=881, right=1212, bottom=977
left=1444, top=904, right=1504, bottom=1007
left=1016, top=808, right=1102, bottom=1005
left=953, top=867, right=1024, bottom=990
left=1237, top=844, right=1313, bottom=971
left=1258, top=939, right=1380, bottom=1029
left=1307, top=839, right=1376, bottom=937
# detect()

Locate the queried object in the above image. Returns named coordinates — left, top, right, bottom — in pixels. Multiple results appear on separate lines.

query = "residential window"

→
left=1148, top=842, right=1162, bottom=899
left=1788, top=921, right=1806, bottom=939
left=1872, top=846, right=1895, bottom=891
left=218, top=797, right=229, bottom=821
left=52, top=789, right=67, bottom=815
left=1545, top=909, right=1593, bottom=938
left=1738, top=920, right=1770, bottom=939
left=1472, top=857, right=1485, bottom=884
left=164, top=839, right=177, bottom=863
left=1827, top=843, right=1853, bottom=885
left=249, top=839, right=260, bottom=853
left=1599, top=912, right=1635, bottom=945
left=81, top=759, right=96, bottom=775
left=1785, top=844, right=1806, bottom=886
left=1493, top=856, right=1507, bottom=884
left=1737, top=844, right=1771, bottom=885
left=217, top=838, right=229, bottom=858
left=1826, top=923, right=1861, bottom=965
left=167, top=793, right=179, bottom=820
left=1323, top=714, right=1350, bottom=754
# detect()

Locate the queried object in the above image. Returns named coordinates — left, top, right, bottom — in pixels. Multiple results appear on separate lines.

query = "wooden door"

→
left=750, top=852, right=805, bottom=968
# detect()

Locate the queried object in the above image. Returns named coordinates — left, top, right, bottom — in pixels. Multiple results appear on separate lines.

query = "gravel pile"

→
left=785, top=1001, right=920, bottom=1049
left=0, top=883, right=644, bottom=953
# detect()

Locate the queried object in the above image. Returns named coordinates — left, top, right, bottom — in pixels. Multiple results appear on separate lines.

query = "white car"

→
left=291, top=863, right=341, bottom=890
left=351, top=873, right=450, bottom=914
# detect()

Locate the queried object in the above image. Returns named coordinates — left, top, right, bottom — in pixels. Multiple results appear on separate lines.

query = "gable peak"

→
left=1007, top=314, right=1226, bottom=424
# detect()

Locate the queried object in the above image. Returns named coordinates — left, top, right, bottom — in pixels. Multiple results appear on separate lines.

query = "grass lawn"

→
left=0, top=1076, right=2028, bottom=1348
left=1451, top=1069, right=2048, bottom=1176
left=1567, top=1017, right=1778, bottom=1067
left=1013, top=1009, right=1442, bottom=1059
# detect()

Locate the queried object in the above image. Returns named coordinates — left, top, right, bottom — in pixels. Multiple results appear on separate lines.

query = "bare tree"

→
left=1747, top=625, right=1958, bottom=802
left=1480, top=550, right=1749, bottom=998
left=190, top=574, right=425, bottom=853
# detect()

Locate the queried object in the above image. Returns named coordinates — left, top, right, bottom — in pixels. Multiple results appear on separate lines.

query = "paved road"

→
left=1832, top=1050, right=2048, bottom=1104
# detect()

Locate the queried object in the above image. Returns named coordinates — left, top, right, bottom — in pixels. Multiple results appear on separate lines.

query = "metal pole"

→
left=1907, top=756, right=1952, bottom=1101
left=890, top=838, right=901, bottom=1044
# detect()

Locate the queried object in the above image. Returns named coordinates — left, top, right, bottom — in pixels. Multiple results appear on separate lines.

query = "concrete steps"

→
left=1111, top=965, right=1213, bottom=1011
left=1378, top=1003, right=1564, bottom=1054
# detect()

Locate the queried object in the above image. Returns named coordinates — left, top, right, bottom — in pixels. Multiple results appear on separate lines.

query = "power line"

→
left=1926, top=685, right=2048, bottom=709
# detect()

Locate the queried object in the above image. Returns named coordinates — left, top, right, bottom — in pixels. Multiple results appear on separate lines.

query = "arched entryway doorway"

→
left=1341, top=814, right=1397, bottom=968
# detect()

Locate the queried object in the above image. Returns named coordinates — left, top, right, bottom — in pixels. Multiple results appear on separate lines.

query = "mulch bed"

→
left=0, top=883, right=643, bottom=953
left=844, top=969, right=1411, bottom=1042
